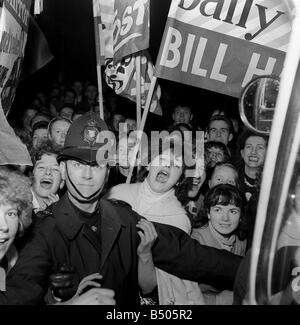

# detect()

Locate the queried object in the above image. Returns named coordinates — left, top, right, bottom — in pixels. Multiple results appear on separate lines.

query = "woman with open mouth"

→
left=107, top=140, right=205, bottom=305
left=31, top=142, right=65, bottom=213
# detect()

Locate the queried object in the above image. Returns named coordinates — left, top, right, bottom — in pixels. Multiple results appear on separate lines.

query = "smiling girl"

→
left=0, top=167, right=32, bottom=291
left=191, top=184, right=248, bottom=304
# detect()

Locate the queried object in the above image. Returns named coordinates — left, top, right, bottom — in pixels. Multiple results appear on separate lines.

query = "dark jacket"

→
left=0, top=194, right=241, bottom=305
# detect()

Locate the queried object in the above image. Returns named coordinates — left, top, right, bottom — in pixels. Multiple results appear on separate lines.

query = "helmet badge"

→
left=83, top=118, right=100, bottom=145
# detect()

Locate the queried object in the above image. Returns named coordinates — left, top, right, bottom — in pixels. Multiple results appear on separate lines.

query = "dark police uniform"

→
left=0, top=112, right=241, bottom=305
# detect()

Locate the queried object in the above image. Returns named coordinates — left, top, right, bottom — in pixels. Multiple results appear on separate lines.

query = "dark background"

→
left=10, top=0, right=239, bottom=129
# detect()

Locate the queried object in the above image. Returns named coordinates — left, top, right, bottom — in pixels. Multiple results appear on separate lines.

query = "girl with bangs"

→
left=191, top=184, right=248, bottom=304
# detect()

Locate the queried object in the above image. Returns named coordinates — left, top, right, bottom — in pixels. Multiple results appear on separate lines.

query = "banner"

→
left=0, top=0, right=31, bottom=115
left=113, top=0, right=149, bottom=62
left=104, top=50, right=162, bottom=115
left=0, top=0, right=32, bottom=166
left=155, top=0, right=291, bottom=98
left=93, top=0, right=150, bottom=63
left=93, top=0, right=114, bottom=65
left=20, top=14, right=53, bottom=81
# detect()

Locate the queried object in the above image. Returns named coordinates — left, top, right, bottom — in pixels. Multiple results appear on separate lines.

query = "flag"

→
left=93, top=0, right=150, bottom=63
left=113, top=0, right=150, bottom=62
left=104, top=50, right=162, bottom=115
left=0, top=0, right=32, bottom=166
left=155, top=0, right=291, bottom=98
left=94, top=0, right=162, bottom=115
left=0, top=107, right=32, bottom=166
left=93, top=0, right=114, bottom=65
left=20, top=14, right=54, bottom=81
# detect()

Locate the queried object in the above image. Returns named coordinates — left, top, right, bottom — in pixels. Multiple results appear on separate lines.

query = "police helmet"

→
left=57, top=111, right=114, bottom=165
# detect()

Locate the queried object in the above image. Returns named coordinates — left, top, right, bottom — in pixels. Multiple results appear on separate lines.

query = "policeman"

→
left=0, top=112, right=241, bottom=305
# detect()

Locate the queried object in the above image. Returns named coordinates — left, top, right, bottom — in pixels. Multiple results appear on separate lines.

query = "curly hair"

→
left=0, top=167, right=32, bottom=237
left=194, top=184, right=248, bottom=240
left=30, top=140, right=60, bottom=166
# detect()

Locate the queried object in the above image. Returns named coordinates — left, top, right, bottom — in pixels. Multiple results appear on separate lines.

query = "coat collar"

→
left=54, top=193, right=85, bottom=240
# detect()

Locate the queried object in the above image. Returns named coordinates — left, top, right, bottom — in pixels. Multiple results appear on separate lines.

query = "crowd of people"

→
left=0, top=78, right=271, bottom=305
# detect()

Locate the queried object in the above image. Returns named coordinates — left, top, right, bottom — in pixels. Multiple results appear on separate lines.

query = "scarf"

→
left=134, top=180, right=191, bottom=233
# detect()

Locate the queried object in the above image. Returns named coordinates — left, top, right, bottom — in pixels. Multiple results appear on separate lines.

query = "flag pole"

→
left=136, top=55, right=142, bottom=129
left=126, top=75, right=157, bottom=183
left=96, top=64, right=104, bottom=120
left=93, top=7, right=104, bottom=120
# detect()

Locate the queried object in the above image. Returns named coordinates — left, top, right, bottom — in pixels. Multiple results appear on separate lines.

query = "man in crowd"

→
left=206, top=115, right=234, bottom=148
left=172, top=104, right=193, bottom=128
left=0, top=112, right=241, bottom=305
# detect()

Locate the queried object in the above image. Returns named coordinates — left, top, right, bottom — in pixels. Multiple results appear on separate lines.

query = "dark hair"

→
left=173, top=104, right=192, bottom=114
left=207, top=115, right=234, bottom=135
left=194, top=184, right=248, bottom=240
left=31, top=120, right=49, bottom=135
left=30, top=140, right=60, bottom=166
left=238, top=129, right=268, bottom=150
left=234, top=128, right=269, bottom=170
left=30, top=112, right=51, bottom=129
left=138, top=135, right=188, bottom=198
left=58, top=104, right=75, bottom=113
left=204, top=141, right=231, bottom=163
left=63, top=88, right=76, bottom=97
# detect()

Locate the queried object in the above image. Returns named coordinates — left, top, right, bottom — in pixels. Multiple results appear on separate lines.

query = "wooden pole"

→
left=136, top=55, right=141, bottom=129
left=96, top=64, right=104, bottom=120
left=126, top=75, right=157, bottom=183
left=93, top=8, right=104, bottom=120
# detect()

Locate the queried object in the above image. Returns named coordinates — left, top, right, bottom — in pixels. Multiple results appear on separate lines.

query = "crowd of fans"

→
left=0, top=78, right=270, bottom=305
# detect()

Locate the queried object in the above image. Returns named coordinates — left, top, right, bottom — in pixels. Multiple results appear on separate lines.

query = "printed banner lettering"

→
left=113, top=0, right=149, bottom=62
left=155, top=0, right=291, bottom=98
left=93, top=0, right=149, bottom=63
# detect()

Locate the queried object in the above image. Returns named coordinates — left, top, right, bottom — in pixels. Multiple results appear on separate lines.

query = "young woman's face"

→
left=208, top=203, right=241, bottom=236
left=33, top=154, right=62, bottom=199
left=241, top=136, right=267, bottom=169
left=209, top=165, right=237, bottom=188
left=147, top=149, right=183, bottom=193
left=0, top=204, right=19, bottom=261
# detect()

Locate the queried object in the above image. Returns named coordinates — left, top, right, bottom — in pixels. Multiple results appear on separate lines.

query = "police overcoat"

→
left=0, top=194, right=241, bottom=305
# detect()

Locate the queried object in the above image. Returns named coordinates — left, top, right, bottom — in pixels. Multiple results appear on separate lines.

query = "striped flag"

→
left=104, top=50, right=162, bottom=115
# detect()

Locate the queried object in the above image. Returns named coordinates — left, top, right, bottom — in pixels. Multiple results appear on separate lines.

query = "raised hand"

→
left=136, top=219, right=158, bottom=258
